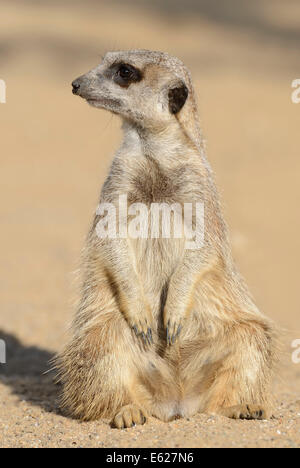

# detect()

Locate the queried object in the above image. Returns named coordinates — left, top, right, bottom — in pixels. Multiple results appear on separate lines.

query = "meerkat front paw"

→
left=131, top=318, right=153, bottom=345
left=120, top=297, right=154, bottom=345
left=163, top=308, right=184, bottom=345
left=126, top=307, right=154, bottom=345
left=111, top=405, right=148, bottom=429
left=220, top=404, right=270, bottom=420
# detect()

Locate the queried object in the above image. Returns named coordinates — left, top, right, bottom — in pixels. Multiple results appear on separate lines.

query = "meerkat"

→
left=56, top=50, right=277, bottom=428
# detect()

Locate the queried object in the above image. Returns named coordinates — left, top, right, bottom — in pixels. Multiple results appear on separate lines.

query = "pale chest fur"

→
left=103, top=153, right=205, bottom=206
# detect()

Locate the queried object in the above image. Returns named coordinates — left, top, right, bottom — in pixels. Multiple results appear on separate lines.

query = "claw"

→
left=147, top=328, right=153, bottom=344
left=140, top=411, right=147, bottom=425
left=166, top=322, right=183, bottom=346
left=166, top=324, right=170, bottom=345
left=132, top=326, right=153, bottom=346
left=141, top=332, right=147, bottom=344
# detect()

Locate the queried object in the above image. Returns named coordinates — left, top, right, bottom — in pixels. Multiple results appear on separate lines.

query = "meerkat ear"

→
left=167, top=76, right=201, bottom=151
left=168, top=83, right=189, bottom=114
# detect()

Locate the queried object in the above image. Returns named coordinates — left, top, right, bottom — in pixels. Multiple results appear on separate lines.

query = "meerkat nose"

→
left=72, top=80, right=81, bottom=95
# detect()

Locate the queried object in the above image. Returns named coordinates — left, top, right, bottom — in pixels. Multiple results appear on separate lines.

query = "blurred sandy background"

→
left=0, top=0, right=299, bottom=448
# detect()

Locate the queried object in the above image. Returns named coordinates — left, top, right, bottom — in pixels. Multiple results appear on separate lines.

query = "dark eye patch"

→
left=109, top=62, right=142, bottom=88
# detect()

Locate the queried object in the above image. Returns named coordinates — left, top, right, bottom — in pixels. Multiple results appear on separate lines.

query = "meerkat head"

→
left=72, top=50, right=201, bottom=146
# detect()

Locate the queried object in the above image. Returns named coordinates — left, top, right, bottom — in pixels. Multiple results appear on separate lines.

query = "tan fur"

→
left=56, top=50, right=278, bottom=427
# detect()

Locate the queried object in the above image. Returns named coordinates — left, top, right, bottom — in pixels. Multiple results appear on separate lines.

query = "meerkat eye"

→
left=112, top=63, right=142, bottom=87
left=118, top=64, right=133, bottom=80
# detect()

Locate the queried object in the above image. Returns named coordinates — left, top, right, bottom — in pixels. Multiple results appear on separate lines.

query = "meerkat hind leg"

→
left=112, top=404, right=148, bottom=429
left=219, top=404, right=269, bottom=420
left=201, top=320, right=274, bottom=421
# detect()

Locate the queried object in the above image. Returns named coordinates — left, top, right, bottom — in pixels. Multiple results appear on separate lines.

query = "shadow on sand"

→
left=0, top=330, right=60, bottom=414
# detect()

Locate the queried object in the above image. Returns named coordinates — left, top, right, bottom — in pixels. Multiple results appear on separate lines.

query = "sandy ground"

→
left=0, top=0, right=300, bottom=448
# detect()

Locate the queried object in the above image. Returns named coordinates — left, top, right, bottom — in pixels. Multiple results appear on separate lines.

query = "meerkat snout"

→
left=72, top=79, right=81, bottom=95
left=71, top=75, right=93, bottom=97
